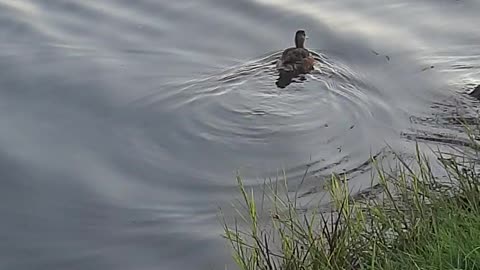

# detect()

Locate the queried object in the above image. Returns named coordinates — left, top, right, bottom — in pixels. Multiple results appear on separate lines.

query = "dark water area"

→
left=1, top=0, right=480, bottom=269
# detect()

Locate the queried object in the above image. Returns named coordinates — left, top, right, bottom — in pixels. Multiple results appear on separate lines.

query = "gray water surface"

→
left=1, top=0, right=480, bottom=269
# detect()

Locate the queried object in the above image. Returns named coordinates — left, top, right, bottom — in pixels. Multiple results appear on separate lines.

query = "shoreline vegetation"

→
left=220, top=123, right=480, bottom=269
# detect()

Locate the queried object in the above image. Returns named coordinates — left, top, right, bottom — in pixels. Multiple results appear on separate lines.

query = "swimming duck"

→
left=276, top=30, right=315, bottom=74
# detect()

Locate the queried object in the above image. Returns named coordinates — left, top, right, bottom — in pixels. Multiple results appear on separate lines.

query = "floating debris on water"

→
left=421, top=65, right=435, bottom=71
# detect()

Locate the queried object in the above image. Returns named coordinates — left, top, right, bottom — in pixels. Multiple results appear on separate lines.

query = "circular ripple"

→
left=133, top=50, right=398, bottom=184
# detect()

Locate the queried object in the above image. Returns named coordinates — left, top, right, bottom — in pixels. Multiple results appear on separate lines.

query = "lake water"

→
left=1, top=0, right=480, bottom=269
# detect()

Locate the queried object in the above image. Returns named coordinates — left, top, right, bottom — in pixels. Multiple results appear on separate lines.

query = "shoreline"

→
left=221, top=132, right=480, bottom=270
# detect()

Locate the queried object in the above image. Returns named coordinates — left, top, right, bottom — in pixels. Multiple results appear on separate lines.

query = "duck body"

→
left=276, top=30, right=315, bottom=74
left=276, top=48, right=315, bottom=73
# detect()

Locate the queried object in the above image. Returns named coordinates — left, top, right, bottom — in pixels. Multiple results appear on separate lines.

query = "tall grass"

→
left=220, top=141, right=480, bottom=270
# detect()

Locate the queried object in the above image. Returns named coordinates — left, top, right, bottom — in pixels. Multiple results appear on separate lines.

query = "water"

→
left=1, top=0, right=480, bottom=269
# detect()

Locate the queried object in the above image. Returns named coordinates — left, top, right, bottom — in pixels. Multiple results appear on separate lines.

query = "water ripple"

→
left=132, top=50, right=397, bottom=185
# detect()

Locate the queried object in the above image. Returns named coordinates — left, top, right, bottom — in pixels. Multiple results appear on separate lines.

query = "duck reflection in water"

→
left=275, top=30, right=315, bottom=88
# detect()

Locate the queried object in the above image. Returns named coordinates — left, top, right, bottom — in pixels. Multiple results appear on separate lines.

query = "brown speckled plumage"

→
left=276, top=30, right=315, bottom=73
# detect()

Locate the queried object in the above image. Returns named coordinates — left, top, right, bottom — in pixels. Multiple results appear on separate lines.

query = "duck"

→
left=276, top=30, right=315, bottom=74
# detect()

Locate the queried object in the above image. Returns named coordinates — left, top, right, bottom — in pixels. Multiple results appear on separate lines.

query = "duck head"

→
left=294, top=30, right=307, bottom=48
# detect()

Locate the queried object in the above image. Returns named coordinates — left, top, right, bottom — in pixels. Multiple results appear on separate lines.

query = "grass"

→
left=220, top=139, right=480, bottom=269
